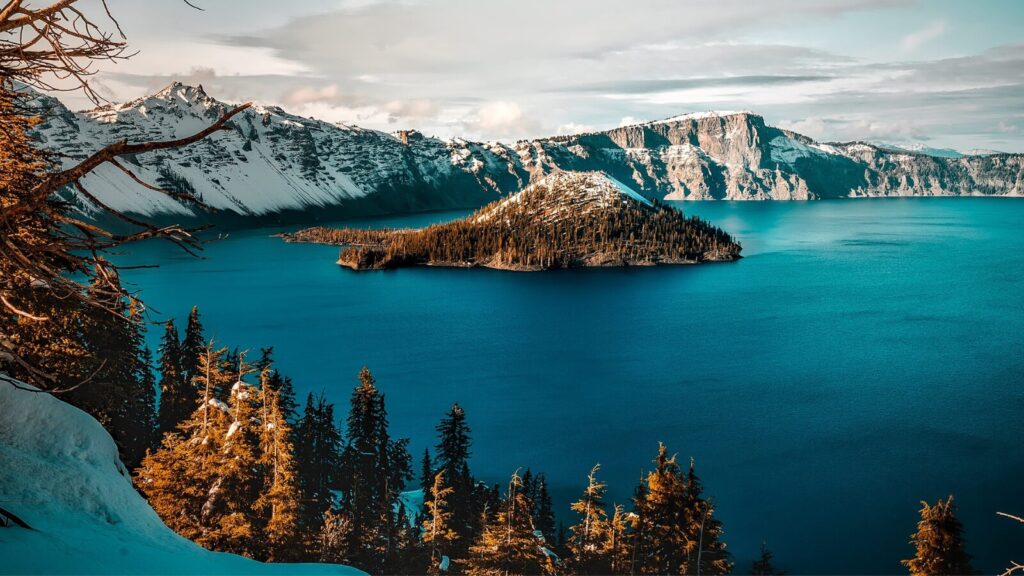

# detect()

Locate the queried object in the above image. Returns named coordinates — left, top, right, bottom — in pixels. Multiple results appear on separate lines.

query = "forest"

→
left=283, top=175, right=742, bottom=271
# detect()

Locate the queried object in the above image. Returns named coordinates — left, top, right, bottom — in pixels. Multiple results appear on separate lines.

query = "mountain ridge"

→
left=27, top=83, right=1024, bottom=225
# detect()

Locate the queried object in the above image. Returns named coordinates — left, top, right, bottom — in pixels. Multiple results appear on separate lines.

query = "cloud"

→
left=282, top=84, right=343, bottom=107
left=901, top=20, right=947, bottom=51
left=556, top=75, right=834, bottom=95
left=461, top=101, right=535, bottom=138
left=39, top=0, right=1024, bottom=150
left=555, top=122, right=597, bottom=136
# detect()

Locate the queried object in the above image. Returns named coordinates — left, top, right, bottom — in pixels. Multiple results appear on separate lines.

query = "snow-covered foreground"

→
left=0, top=379, right=363, bottom=575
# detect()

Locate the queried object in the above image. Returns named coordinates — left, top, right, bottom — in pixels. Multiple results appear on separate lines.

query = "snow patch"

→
left=0, top=379, right=362, bottom=574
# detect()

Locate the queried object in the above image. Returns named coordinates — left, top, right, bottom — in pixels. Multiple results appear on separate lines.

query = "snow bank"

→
left=0, top=379, right=363, bottom=575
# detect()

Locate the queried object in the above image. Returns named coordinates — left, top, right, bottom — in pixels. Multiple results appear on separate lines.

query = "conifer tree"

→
left=902, top=496, right=974, bottom=576
left=180, top=306, right=205, bottom=384
left=136, top=344, right=158, bottom=453
left=256, top=347, right=298, bottom=423
left=436, top=403, right=477, bottom=543
left=156, top=318, right=190, bottom=435
left=422, top=471, right=459, bottom=575
left=257, top=369, right=303, bottom=561
left=608, top=503, right=630, bottom=575
left=684, top=459, right=731, bottom=575
left=202, top=355, right=263, bottom=557
left=136, top=356, right=231, bottom=545
left=294, top=391, right=343, bottom=555
left=420, top=447, right=435, bottom=500
left=71, top=268, right=153, bottom=469
left=568, top=464, right=613, bottom=575
left=629, top=445, right=731, bottom=575
left=467, top=471, right=548, bottom=576
left=535, top=475, right=556, bottom=543
left=337, top=367, right=412, bottom=572
left=751, top=541, right=783, bottom=576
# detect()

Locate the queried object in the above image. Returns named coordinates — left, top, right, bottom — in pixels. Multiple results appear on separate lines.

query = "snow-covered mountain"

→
left=0, top=379, right=362, bottom=574
left=28, top=84, right=1024, bottom=224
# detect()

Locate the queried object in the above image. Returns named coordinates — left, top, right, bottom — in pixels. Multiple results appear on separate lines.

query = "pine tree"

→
left=136, top=344, right=158, bottom=454
left=256, top=347, right=297, bottom=423
left=420, top=447, right=435, bottom=501
left=435, top=403, right=477, bottom=544
left=202, top=354, right=263, bottom=557
left=257, top=369, right=303, bottom=561
left=467, top=471, right=550, bottom=576
left=70, top=267, right=153, bottom=469
left=136, top=358, right=231, bottom=545
left=422, top=471, right=459, bottom=575
left=902, top=496, right=974, bottom=576
left=294, top=391, right=343, bottom=557
left=337, top=367, right=412, bottom=572
left=684, top=458, right=730, bottom=575
left=180, top=306, right=205, bottom=384
left=156, top=319, right=190, bottom=435
left=629, top=445, right=731, bottom=575
left=751, top=541, right=783, bottom=576
left=568, top=464, right=612, bottom=575
left=535, top=475, right=556, bottom=543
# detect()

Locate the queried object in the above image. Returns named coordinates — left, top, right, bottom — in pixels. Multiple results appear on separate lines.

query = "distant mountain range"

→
left=28, top=83, right=1024, bottom=225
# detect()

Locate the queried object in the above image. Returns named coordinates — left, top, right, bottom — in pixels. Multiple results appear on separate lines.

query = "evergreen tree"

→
left=684, top=459, right=730, bottom=575
left=156, top=319, right=190, bottom=435
left=751, top=541, right=783, bottom=576
left=257, top=369, right=303, bottom=561
left=136, top=344, right=158, bottom=454
left=202, top=356, right=263, bottom=557
left=567, top=464, right=612, bottom=575
left=902, top=496, right=974, bottom=576
left=420, top=447, right=435, bottom=500
left=256, top=347, right=298, bottom=423
left=435, top=403, right=477, bottom=544
left=337, top=367, right=412, bottom=572
left=180, top=306, right=205, bottom=385
left=136, top=353, right=232, bottom=545
left=608, top=504, right=630, bottom=575
left=467, top=471, right=549, bottom=576
left=535, top=475, right=556, bottom=543
left=294, top=391, right=344, bottom=557
left=629, top=445, right=731, bottom=575
left=422, top=471, right=459, bottom=575
left=70, top=267, right=153, bottom=469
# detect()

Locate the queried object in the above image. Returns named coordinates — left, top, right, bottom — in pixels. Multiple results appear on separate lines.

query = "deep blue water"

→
left=118, top=198, right=1024, bottom=574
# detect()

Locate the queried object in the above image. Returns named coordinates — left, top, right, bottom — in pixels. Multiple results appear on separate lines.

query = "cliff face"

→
left=27, top=85, right=1023, bottom=224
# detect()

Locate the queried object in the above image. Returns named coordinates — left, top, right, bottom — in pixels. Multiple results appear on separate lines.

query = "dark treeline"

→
left=283, top=175, right=741, bottom=270
left=9, top=296, right=990, bottom=575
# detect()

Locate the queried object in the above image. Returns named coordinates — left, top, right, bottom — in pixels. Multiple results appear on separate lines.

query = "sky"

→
left=53, top=0, right=1024, bottom=151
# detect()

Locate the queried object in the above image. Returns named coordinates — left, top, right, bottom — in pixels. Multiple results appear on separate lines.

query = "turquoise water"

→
left=119, top=198, right=1024, bottom=574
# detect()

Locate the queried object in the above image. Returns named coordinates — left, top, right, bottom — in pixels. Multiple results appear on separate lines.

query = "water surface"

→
left=119, top=198, right=1024, bottom=574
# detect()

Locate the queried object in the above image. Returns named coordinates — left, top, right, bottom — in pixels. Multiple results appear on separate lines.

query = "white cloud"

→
left=555, top=122, right=597, bottom=136
left=901, top=20, right=947, bottom=51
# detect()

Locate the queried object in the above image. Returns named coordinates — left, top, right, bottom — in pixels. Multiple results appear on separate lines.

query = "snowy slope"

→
left=29, top=83, right=528, bottom=219
left=0, top=379, right=363, bottom=575
left=474, top=171, right=654, bottom=224
left=28, top=83, right=1024, bottom=220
